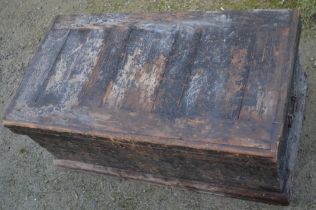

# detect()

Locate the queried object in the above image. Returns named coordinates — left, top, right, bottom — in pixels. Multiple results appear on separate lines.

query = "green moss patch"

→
left=86, top=0, right=315, bottom=28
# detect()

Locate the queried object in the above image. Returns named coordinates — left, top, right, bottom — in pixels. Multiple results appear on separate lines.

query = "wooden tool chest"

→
left=3, top=10, right=306, bottom=205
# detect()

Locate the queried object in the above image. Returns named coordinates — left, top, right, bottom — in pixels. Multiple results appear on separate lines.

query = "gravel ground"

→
left=0, top=0, right=315, bottom=209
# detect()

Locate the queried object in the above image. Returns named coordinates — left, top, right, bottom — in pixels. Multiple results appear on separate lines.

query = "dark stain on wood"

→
left=2, top=10, right=305, bottom=205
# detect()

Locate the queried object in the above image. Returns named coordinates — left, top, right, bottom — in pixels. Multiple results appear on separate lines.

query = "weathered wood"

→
left=54, top=159, right=290, bottom=205
left=2, top=10, right=305, bottom=204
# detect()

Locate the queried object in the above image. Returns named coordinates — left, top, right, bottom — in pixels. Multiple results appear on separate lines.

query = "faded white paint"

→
left=45, top=30, right=104, bottom=109
left=106, top=48, right=166, bottom=110
left=258, top=90, right=278, bottom=120
left=106, top=48, right=143, bottom=108
left=185, top=69, right=208, bottom=110
left=135, top=55, right=166, bottom=107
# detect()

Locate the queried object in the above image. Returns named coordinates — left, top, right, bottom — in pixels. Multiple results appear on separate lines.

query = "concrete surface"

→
left=0, top=0, right=315, bottom=209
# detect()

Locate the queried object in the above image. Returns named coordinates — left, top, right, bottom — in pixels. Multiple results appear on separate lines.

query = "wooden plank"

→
left=153, top=28, right=200, bottom=118
left=35, top=29, right=106, bottom=109
left=4, top=28, right=70, bottom=114
left=104, top=23, right=177, bottom=112
left=79, top=26, right=133, bottom=107
left=179, top=24, right=255, bottom=119
left=54, top=159, right=289, bottom=205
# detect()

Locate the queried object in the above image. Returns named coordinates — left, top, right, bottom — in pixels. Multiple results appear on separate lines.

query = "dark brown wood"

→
left=53, top=159, right=290, bottom=205
left=2, top=10, right=305, bottom=204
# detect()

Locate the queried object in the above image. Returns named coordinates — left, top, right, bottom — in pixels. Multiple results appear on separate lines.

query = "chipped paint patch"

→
left=43, top=30, right=105, bottom=109
left=133, top=54, right=167, bottom=110
left=257, top=90, right=279, bottom=120
left=105, top=49, right=168, bottom=111
left=105, top=48, right=143, bottom=108
left=184, top=69, right=208, bottom=111
left=103, top=26, right=175, bottom=111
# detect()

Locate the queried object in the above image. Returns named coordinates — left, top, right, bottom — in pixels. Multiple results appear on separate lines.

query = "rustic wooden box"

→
left=3, top=10, right=307, bottom=205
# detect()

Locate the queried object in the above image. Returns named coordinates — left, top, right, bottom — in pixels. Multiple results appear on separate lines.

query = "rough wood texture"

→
left=2, top=10, right=305, bottom=204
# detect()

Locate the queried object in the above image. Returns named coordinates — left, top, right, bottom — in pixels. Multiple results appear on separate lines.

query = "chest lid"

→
left=3, top=10, right=300, bottom=157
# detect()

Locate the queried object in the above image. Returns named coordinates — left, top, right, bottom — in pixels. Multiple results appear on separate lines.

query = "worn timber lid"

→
left=3, top=10, right=300, bottom=159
